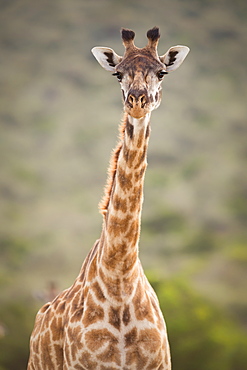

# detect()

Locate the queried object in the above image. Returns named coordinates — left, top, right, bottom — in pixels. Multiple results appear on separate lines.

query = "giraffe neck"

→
left=97, top=112, right=151, bottom=286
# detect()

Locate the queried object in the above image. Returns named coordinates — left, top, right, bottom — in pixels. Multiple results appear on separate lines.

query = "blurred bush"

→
left=0, top=299, right=37, bottom=370
left=149, top=275, right=247, bottom=370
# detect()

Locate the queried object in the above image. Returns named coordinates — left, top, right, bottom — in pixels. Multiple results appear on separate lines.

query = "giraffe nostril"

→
left=127, top=93, right=147, bottom=108
left=139, top=95, right=147, bottom=108
left=140, top=95, right=146, bottom=104
left=127, top=94, right=135, bottom=107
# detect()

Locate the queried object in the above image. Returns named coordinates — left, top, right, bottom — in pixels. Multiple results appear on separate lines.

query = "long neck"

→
left=98, top=112, right=151, bottom=278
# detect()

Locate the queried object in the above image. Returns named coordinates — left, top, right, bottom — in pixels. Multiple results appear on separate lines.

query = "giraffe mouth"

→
left=125, top=105, right=150, bottom=119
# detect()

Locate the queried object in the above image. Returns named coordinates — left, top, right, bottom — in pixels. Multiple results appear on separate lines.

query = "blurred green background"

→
left=0, top=0, right=247, bottom=369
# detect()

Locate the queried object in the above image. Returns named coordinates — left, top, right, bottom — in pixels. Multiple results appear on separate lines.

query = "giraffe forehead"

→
left=117, top=52, right=164, bottom=75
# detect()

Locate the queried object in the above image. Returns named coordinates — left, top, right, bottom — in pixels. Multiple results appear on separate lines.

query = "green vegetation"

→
left=0, top=0, right=246, bottom=368
left=151, top=277, right=247, bottom=370
left=0, top=299, right=37, bottom=370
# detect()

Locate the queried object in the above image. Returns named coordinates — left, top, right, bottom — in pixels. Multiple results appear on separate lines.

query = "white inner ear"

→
left=91, top=47, right=122, bottom=72
left=160, top=45, right=190, bottom=72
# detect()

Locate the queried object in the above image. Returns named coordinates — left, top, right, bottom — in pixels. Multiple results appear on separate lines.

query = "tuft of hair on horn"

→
left=147, top=27, right=160, bottom=49
left=121, top=28, right=136, bottom=48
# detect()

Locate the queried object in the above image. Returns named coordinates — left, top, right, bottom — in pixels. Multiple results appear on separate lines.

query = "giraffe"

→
left=28, top=27, right=189, bottom=370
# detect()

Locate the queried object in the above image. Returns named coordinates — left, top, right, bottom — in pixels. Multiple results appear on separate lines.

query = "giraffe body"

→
left=28, top=27, right=189, bottom=370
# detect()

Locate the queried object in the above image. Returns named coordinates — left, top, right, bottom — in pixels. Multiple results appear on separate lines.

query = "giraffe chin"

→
left=125, top=106, right=150, bottom=119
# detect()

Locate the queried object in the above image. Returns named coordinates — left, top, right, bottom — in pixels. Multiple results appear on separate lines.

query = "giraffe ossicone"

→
left=28, top=27, right=189, bottom=370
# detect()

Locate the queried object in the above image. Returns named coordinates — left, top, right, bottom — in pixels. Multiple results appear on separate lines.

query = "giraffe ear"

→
left=91, top=47, right=122, bottom=72
left=159, top=46, right=190, bottom=72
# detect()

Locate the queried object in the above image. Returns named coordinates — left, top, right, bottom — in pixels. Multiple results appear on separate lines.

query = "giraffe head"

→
left=92, top=27, right=189, bottom=119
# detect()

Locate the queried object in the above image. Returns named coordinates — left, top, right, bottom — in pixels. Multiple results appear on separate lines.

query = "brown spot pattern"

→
left=137, top=128, right=145, bottom=148
left=85, top=328, right=118, bottom=351
left=117, top=167, right=133, bottom=191
left=91, top=280, right=106, bottom=302
left=40, top=303, right=50, bottom=313
left=43, top=308, right=52, bottom=329
left=133, top=281, right=155, bottom=323
left=150, top=295, right=164, bottom=331
left=103, top=242, right=128, bottom=270
left=122, top=253, right=137, bottom=275
left=125, top=327, right=138, bottom=347
left=58, top=301, right=66, bottom=314
left=139, top=328, right=161, bottom=352
left=53, top=297, right=60, bottom=310
left=145, top=123, right=150, bottom=139
left=50, top=316, right=63, bottom=342
left=82, top=294, right=104, bottom=327
left=54, top=344, right=63, bottom=369
left=99, top=268, right=122, bottom=300
left=124, top=327, right=163, bottom=368
left=129, top=185, right=142, bottom=213
left=123, top=146, right=137, bottom=168
left=134, top=145, right=147, bottom=169
left=122, top=304, right=131, bottom=326
left=78, top=351, right=97, bottom=369
left=126, top=346, right=148, bottom=369
left=87, top=255, right=97, bottom=281
left=134, top=166, right=146, bottom=182
left=126, top=119, right=134, bottom=139
left=112, top=194, right=127, bottom=213
left=42, top=331, right=54, bottom=368
left=125, top=219, right=139, bottom=246
left=64, top=344, right=72, bottom=367
left=71, top=291, right=80, bottom=310
left=67, top=326, right=83, bottom=360
left=109, top=306, right=121, bottom=330
left=108, top=214, right=132, bottom=238
left=97, top=344, right=121, bottom=366
left=70, top=306, right=84, bottom=324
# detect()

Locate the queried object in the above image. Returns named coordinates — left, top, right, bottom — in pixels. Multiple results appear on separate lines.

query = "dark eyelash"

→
left=157, top=70, right=168, bottom=80
left=112, top=72, right=122, bottom=82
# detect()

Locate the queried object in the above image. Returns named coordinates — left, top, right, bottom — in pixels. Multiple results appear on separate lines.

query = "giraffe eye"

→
left=112, top=72, right=122, bottom=82
left=157, top=70, right=168, bottom=80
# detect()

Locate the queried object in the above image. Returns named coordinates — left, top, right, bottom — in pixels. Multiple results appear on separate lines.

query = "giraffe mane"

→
left=98, top=113, right=127, bottom=215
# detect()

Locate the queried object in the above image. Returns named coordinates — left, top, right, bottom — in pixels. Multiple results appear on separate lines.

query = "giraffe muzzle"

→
left=126, top=90, right=149, bottom=119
